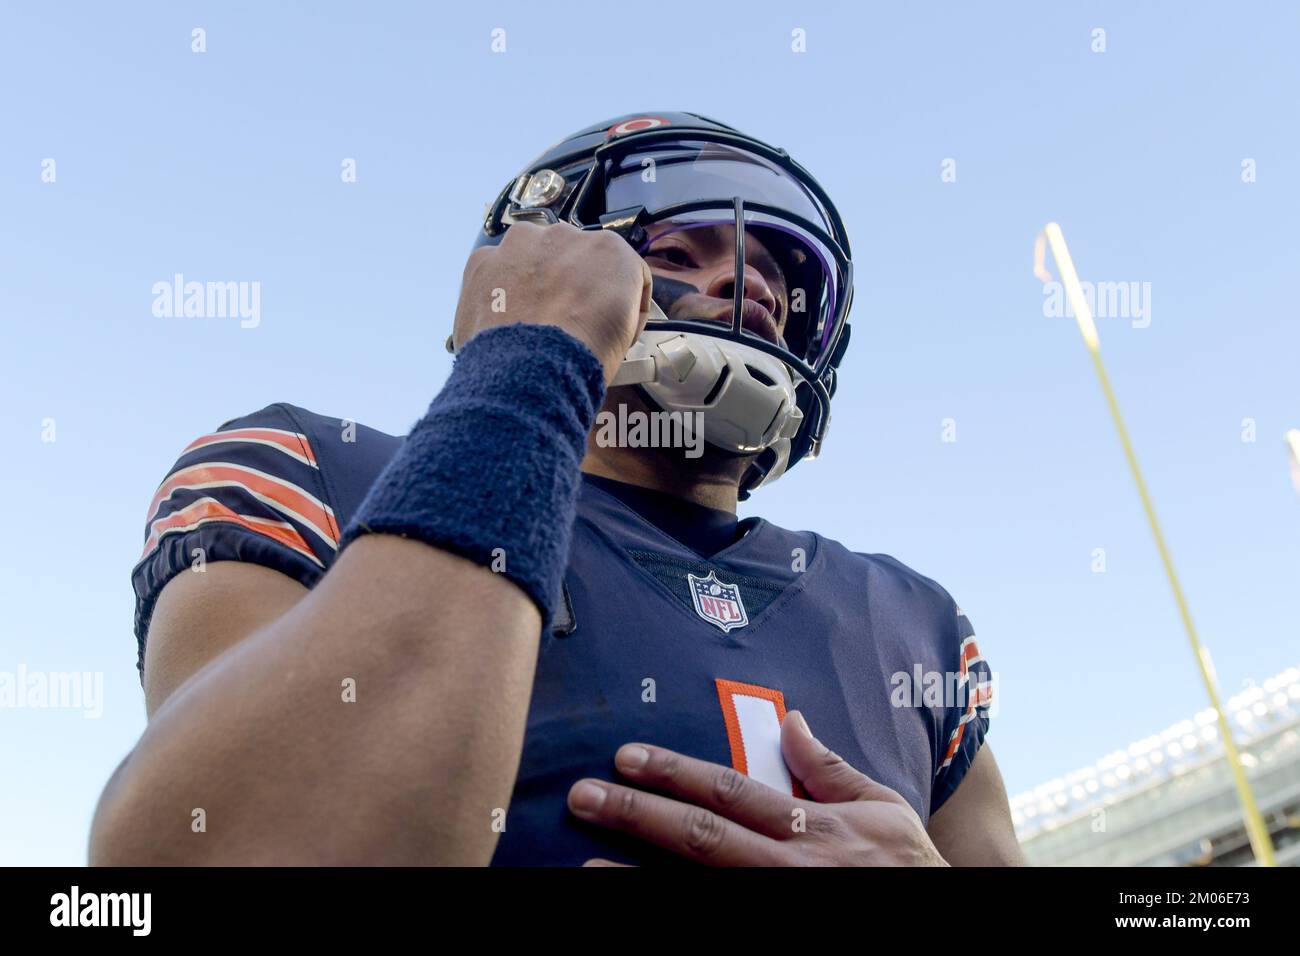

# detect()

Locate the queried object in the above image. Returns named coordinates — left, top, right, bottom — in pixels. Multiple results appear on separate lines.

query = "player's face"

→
left=641, top=222, right=789, bottom=346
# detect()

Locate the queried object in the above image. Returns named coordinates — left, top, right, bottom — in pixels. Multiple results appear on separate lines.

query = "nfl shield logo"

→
left=687, top=570, right=749, bottom=633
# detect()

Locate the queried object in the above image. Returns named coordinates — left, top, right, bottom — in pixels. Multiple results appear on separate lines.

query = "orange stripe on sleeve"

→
left=145, top=463, right=338, bottom=548
left=182, top=428, right=319, bottom=467
left=141, top=497, right=323, bottom=566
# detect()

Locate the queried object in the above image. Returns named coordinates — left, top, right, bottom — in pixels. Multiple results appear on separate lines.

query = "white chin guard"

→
left=611, top=326, right=804, bottom=488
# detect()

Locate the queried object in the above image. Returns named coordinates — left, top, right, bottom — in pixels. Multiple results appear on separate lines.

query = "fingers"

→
left=567, top=779, right=791, bottom=866
left=582, top=858, right=633, bottom=867
left=635, top=257, right=654, bottom=338
left=781, top=711, right=903, bottom=806
left=608, top=743, right=802, bottom=839
left=496, top=217, right=551, bottom=246
left=454, top=219, right=649, bottom=379
left=586, top=227, right=651, bottom=345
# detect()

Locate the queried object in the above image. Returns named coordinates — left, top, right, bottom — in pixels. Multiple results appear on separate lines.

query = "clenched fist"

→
left=453, top=221, right=654, bottom=383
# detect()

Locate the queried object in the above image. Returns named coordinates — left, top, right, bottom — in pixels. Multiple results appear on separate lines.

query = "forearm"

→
left=94, top=317, right=608, bottom=866
left=92, top=534, right=540, bottom=865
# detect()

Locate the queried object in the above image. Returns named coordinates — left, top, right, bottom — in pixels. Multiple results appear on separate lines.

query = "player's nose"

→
left=703, top=263, right=778, bottom=317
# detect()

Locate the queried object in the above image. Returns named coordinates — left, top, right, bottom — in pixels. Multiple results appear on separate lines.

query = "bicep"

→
left=143, top=561, right=308, bottom=717
left=927, top=746, right=1026, bottom=866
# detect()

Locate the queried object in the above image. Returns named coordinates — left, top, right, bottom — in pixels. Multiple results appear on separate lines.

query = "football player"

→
left=91, top=113, right=1023, bottom=866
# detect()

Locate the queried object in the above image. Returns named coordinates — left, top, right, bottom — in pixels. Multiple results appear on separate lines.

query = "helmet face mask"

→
left=476, top=113, right=854, bottom=496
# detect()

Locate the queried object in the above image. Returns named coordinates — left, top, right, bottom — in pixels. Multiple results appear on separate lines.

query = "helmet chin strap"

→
left=606, top=306, right=799, bottom=500
left=612, top=307, right=803, bottom=455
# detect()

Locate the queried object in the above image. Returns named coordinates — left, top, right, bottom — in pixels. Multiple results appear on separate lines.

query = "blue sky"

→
left=2, top=1, right=1297, bottom=865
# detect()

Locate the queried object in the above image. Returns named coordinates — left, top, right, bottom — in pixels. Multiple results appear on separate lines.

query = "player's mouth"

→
left=676, top=297, right=782, bottom=346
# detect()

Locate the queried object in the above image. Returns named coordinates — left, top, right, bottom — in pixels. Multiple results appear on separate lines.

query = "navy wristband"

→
left=339, top=323, right=606, bottom=625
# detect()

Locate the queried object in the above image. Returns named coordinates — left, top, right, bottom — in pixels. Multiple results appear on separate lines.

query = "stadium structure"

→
left=1012, top=666, right=1300, bottom=866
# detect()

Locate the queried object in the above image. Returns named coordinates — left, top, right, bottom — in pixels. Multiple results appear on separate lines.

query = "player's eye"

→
left=646, top=244, right=697, bottom=269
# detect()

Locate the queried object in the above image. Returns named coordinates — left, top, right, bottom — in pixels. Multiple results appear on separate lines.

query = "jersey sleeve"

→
left=130, top=404, right=342, bottom=679
left=930, top=603, right=994, bottom=815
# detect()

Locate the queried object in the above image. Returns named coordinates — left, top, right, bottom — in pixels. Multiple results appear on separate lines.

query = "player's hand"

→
left=453, top=220, right=654, bottom=383
left=567, top=710, right=949, bottom=866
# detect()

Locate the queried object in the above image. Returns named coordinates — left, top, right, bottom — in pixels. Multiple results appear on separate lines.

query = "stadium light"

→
left=1034, top=223, right=1277, bottom=867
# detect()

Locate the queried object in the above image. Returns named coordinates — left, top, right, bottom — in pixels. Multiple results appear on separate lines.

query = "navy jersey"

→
left=132, top=402, right=993, bottom=865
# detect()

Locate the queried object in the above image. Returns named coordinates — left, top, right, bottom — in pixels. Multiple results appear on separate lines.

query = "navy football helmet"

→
left=473, top=112, right=854, bottom=497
